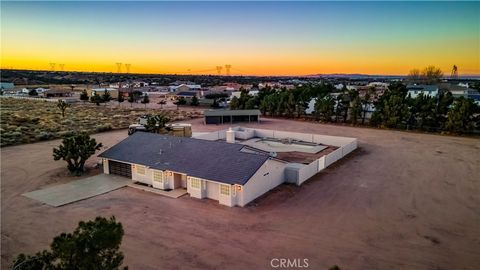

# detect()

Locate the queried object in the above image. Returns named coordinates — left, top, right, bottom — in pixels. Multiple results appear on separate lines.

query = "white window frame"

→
left=220, top=184, right=230, bottom=196
left=153, top=170, right=163, bottom=183
left=190, top=177, right=201, bottom=189
left=136, top=165, right=146, bottom=175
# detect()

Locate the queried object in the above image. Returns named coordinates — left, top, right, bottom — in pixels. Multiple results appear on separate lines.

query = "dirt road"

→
left=2, top=119, right=480, bottom=269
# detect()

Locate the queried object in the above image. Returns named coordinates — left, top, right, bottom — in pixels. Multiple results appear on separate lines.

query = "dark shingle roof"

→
left=99, top=132, right=269, bottom=185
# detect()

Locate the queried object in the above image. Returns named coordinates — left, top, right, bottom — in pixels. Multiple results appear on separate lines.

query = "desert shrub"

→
left=3, top=131, right=22, bottom=138
left=36, top=131, right=54, bottom=141
left=57, top=130, right=75, bottom=137
left=95, top=124, right=113, bottom=133
left=61, top=119, right=74, bottom=125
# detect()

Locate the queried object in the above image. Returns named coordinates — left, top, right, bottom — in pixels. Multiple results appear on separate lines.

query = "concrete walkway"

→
left=23, top=174, right=130, bottom=207
left=128, top=182, right=188, bottom=198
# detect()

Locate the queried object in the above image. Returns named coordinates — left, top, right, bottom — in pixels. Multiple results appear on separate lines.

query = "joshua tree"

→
left=57, top=100, right=70, bottom=118
left=145, top=114, right=170, bottom=133
left=53, top=132, right=102, bottom=176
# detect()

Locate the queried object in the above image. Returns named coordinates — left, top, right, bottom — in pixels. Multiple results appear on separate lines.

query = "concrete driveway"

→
left=23, top=174, right=130, bottom=207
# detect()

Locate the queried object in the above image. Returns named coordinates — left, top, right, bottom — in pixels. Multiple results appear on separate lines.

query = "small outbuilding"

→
left=204, top=109, right=261, bottom=124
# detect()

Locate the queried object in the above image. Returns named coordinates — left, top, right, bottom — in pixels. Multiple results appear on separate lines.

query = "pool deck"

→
left=238, top=137, right=327, bottom=154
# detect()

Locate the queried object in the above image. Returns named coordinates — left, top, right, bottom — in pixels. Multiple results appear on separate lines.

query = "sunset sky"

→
left=1, top=1, right=479, bottom=76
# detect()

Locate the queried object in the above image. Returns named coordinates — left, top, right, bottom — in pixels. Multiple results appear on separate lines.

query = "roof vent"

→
left=269, top=151, right=277, bottom=157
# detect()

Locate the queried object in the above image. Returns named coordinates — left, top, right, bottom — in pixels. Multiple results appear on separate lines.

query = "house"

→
left=406, top=85, right=439, bottom=98
left=168, top=84, right=201, bottom=92
left=87, top=88, right=119, bottom=99
left=0, top=82, right=14, bottom=91
left=99, top=127, right=357, bottom=207
left=175, top=91, right=198, bottom=99
left=204, top=109, right=261, bottom=124
left=42, top=89, right=73, bottom=98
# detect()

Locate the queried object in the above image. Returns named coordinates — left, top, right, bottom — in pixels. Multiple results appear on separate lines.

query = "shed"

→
left=204, top=109, right=261, bottom=124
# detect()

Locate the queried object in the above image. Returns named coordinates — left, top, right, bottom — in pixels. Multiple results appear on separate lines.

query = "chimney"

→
left=226, top=127, right=235, bottom=143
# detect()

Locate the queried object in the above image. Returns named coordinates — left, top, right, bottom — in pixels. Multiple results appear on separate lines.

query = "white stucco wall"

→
left=103, top=159, right=110, bottom=174
left=239, top=159, right=286, bottom=207
left=132, top=165, right=154, bottom=185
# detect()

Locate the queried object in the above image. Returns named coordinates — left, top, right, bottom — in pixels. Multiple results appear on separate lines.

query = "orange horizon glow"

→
left=1, top=2, right=479, bottom=77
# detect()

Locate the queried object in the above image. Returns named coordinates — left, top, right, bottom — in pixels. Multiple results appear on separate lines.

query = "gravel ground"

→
left=2, top=118, right=479, bottom=269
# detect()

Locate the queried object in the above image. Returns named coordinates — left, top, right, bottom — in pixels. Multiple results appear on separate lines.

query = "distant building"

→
left=175, top=91, right=198, bottom=99
left=406, top=85, right=439, bottom=98
left=204, top=109, right=261, bottom=124
left=0, top=82, right=14, bottom=91
left=168, top=84, right=201, bottom=92
left=88, top=88, right=119, bottom=99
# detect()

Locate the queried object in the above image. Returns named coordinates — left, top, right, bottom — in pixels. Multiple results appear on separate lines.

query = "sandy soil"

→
left=2, top=118, right=480, bottom=269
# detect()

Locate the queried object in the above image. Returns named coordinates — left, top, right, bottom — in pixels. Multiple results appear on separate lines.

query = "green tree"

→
left=371, top=83, right=409, bottom=128
left=315, top=95, right=335, bottom=122
left=245, top=98, right=256, bottom=110
left=173, top=97, right=186, bottom=110
left=445, top=97, right=479, bottom=134
left=361, top=87, right=375, bottom=125
left=80, top=90, right=89, bottom=102
left=127, top=92, right=135, bottom=107
left=435, top=92, right=454, bottom=129
left=350, top=95, right=362, bottom=125
left=13, top=216, right=127, bottom=270
left=285, top=92, right=296, bottom=118
left=230, top=96, right=240, bottom=109
left=117, top=92, right=124, bottom=105
left=141, top=94, right=149, bottom=108
left=190, top=95, right=199, bottom=106
left=57, top=100, right=71, bottom=118
left=53, top=132, right=102, bottom=176
left=28, top=89, right=38, bottom=96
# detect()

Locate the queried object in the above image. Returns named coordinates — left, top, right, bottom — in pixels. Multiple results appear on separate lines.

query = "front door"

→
left=173, top=173, right=182, bottom=189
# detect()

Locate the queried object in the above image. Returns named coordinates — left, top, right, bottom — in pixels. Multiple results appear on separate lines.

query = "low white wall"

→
left=254, top=129, right=274, bottom=138
left=313, top=134, right=356, bottom=147
left=194, top=130, right=227, bottom=141
left=318, top=156, right=325, bottom=172
left=297, top=160, right=318, bottom=185
left=239, top=159, right=285, bottom=206
left=325, top=148, right=343, bottom=167
left=342, top=140, right=357, bottom=156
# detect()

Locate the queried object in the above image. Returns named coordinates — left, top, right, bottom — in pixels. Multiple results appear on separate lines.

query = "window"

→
left=220, top=184, right=230, bottom=196
left=136, top=165, right=146, bottom=175
left=190, top=178, right=201, bottom=189
left=153, top=171, right=163, bottom=183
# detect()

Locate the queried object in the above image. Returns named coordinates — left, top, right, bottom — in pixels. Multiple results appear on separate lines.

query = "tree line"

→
left=230, top=83, right=479, bottom=135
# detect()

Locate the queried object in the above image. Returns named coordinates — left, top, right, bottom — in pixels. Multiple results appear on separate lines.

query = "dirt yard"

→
left=2, top=118, right=480, bottom=269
